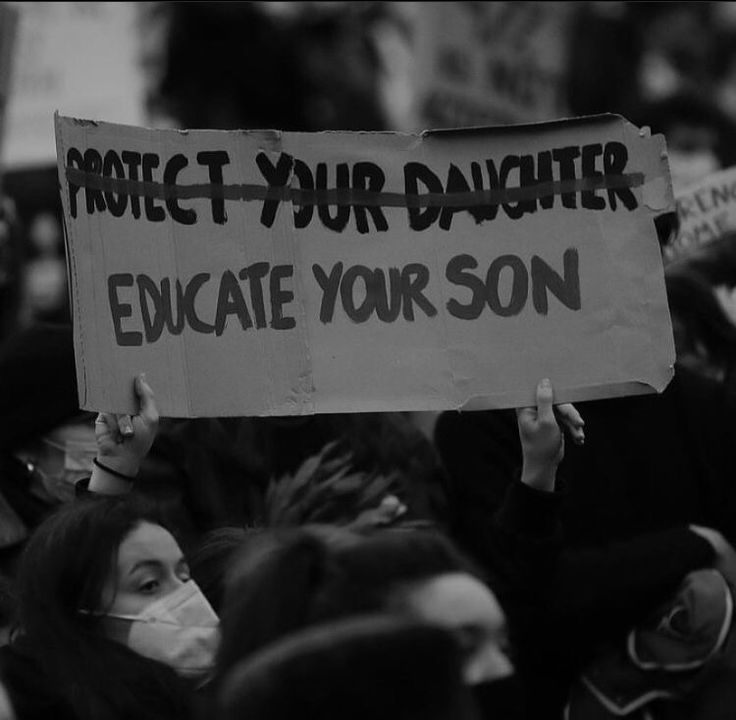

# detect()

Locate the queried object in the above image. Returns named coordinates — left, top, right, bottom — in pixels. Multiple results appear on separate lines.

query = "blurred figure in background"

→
left=0, top=324, right=89, bottom=577
left=17, top=212, right=67, bottom=327
left=0, top=199, right=22, bottom=342
left=1, top=165, right=70, bottom=338
left=629, top=92, right=736, bottom=195
left=150, top=1, right=391, bottom=132
left=666, top=234, right=736, bottom=387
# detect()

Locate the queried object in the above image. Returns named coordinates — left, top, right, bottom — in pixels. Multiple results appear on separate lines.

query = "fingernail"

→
left=121, top=420, right=133, bottom=436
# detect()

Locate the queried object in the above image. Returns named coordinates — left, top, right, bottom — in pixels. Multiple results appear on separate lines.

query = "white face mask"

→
left=105, top=581, right=220, bottom=679
left=17, top=437, right=98, bottom=504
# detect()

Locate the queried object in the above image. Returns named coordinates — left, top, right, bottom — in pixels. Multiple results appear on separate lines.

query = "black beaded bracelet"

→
left=93, top=457, right=136, bottom=482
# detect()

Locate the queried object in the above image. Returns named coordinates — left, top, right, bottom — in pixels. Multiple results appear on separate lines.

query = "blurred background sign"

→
left=669, top=165, right=736, bottom=261
left=4, top=1, right=144, bottom=169
left=413, top=1, right=573, bottom=129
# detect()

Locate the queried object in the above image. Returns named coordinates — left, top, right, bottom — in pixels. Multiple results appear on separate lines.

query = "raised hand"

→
left=516, top=378, right=583, bottom=492
left=90, top=374, right=159, bottom=493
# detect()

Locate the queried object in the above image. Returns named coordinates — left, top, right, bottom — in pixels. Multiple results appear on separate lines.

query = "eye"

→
left=139, top=579, right=160, bottom=595
left=177, top=562, right=191, bottom=583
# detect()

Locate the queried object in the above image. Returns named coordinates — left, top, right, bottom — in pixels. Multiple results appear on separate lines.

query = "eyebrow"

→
left=127, top=559, right=163, bottom=577
left=127, top=556, right=187, bottom=577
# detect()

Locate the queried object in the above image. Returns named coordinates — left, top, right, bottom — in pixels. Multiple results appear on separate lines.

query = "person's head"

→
left=0, top=323, right=94, bottom=507
left=631, top=93, right=736, bottom=193
left=15, top=497, right=213, bottom=720
left=674, top=234, right=736, bottom=322
left=218, top=615, right=480, bottom=720
left=217, top=526, right=512, bottom=690
left=19, top=497, right=167, bottom=630
left=153, top=2, right=388, bottom=133
left=12, top=413, right=97, bottom=504
left=666, top=234, right=736, bottom=379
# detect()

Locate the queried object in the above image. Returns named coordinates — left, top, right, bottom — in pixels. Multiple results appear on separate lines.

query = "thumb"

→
left=135, top=373, right=158, bottom=423
left=536, top=378, right=554, bottom=423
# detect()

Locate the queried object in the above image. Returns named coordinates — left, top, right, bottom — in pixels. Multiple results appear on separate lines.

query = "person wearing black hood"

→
left=0, top=323, right=95, bottom=577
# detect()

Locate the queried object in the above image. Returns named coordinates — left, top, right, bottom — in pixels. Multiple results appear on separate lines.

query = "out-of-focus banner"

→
left=56, top=113, right=674, bottom=417
left=6, top=2, right=143, bottom=168
left=668, top=166, right=736, bottom=262
left=413, top=1, right=573, bottom=128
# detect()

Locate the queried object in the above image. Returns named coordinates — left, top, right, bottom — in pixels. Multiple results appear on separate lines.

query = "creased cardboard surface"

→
left=55, top=113, right=675, bottom=416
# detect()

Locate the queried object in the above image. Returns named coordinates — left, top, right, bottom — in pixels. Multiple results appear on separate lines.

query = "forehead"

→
left=117, top=522, right=183, bottom=573
left=401, top=572, right=505, bottom=629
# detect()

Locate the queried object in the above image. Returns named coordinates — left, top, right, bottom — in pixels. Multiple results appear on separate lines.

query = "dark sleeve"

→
left=434, top=410, right=564, bottom=606
left=487, top=480, right=565, bottom=606
left=451, top=475, right=566, bottom=627
left=495, top=479, right=564, bottom=540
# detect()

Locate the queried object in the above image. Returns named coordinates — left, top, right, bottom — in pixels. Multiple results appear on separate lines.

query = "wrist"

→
left=95, top=453, right=140, bottom=479
left=520, top=461, right=558, bottom=492
left=89, top=458, right=136, bottom=496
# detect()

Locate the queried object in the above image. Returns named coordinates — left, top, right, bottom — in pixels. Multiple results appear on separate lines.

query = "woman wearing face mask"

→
left=0, top=493, right=219, bottom=720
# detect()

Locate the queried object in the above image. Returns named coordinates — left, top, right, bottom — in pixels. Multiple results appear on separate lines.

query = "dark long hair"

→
left=14, top=496, right=196, bottom=720
left=215, top=526, right=482, bottom=684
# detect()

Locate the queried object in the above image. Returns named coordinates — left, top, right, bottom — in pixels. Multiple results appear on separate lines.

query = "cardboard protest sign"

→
left=6, top=3, right=143, bottom=168
left=667, top=166, right=736, bottom=262
left=55, top=113, right=675, bottom=417
left=413, top=1, right=572, bottom=128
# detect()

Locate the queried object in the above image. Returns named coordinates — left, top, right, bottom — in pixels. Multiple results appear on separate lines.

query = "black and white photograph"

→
left=1, top=3, right=736, bottom=719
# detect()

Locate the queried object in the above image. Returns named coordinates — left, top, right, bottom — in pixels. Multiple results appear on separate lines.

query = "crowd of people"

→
left=2, top=2, right=736, bottom=719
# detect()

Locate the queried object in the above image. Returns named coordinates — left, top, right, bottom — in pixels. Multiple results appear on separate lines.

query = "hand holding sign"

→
left=90, top=374, right=158, bottom=494
left=516, top=379, right=584, bottom=493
